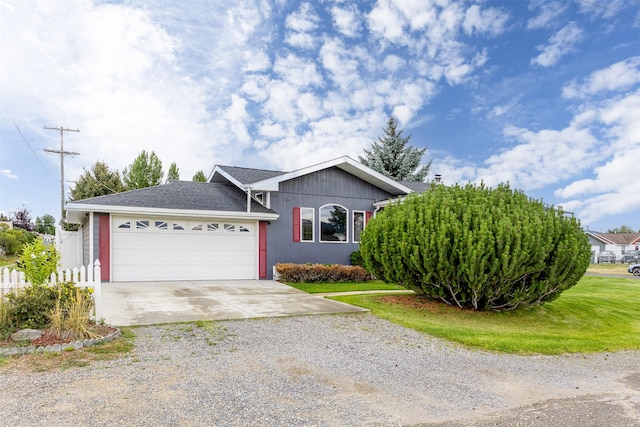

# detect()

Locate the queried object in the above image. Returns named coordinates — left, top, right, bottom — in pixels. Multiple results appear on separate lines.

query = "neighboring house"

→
left=586, top=231, right=640, bottom=263
left=65, top=156, right=416, bottom=282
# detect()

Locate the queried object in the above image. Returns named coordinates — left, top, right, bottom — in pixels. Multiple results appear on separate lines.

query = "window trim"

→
left=352, top=211, right=365, bottom=243
left=319, top=204, right=348, bottom=243
left=300, top=207, right=314, bottom=242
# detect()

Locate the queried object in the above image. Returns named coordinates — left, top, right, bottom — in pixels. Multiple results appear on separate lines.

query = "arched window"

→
left=319, top=204, right=347, bottom=242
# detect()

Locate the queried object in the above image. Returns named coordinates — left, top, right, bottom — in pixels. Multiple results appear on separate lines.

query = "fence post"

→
left=93, top=260, right=102, bottom=320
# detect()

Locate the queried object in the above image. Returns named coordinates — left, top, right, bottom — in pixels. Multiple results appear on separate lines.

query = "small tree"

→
left=16, top=237, right=60, bottom=286
left=10, top=207, right=34, bottom=232
left=360, top=183, right=591, bottom=311
left=70, top=161, right=126, bottom=201
left=167, top=162, right=180, bottom=180
left=359, top=116, right=431, bottom=182
left=0, top=227, right=35, bottom=256
left=35, top=214, right=56, bottom=235
left=123, top=150, right=163, bottom=189
left=192, top=170, right=207, bottom=182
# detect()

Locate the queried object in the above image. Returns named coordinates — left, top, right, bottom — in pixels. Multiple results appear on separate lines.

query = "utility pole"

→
left=44, top=126, right=80, bottom=221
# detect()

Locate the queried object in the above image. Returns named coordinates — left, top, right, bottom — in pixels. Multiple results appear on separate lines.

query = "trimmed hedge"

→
left=275, top=263, right=371, bottom=283
left=360, top=183, right=591, bottom=311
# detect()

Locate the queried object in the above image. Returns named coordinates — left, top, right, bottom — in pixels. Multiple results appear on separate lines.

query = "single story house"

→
left=586, top=231, right=640, bottom=262
left=65, top=156, right=426, bottom=282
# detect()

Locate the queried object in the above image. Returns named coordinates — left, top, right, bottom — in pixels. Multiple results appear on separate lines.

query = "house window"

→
left=155, top=221, right=168, bottom=230
left=136, top=220, right=149, bottom=230
left=239, top=225, right=250, bottom=233
left=191, top=224, right=203, bottom=231
left=301, top=208, right=314, bottom=241
left=224, top=224, right=235, bottom=232
left=352, top=211, right=372, bottom=243
left=172, top=223, right=185, bottom=231
left=353, top=211, right=364, bottom=242
left=207, top=223, right=219, bottom=232
left=320, top=204, right=347, bottom=242
left=293, top=207, right=314, bottom=242
left=118, top=221, right=131, bottom=229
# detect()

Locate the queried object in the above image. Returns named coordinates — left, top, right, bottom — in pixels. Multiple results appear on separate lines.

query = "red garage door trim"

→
left=259, top=221, right=267, bottom=279
left=99, top=215, right=110, bottom=281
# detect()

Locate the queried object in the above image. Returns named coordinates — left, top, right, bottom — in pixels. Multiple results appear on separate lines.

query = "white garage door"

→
left=111, top=216, right=257, bottom=281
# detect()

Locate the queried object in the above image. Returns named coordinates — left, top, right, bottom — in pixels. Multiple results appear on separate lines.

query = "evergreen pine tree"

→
left=359, top=116, right=431, bottom=182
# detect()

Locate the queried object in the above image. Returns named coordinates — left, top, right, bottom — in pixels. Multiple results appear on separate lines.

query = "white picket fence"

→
left=0, top=260, right=102, bottom=320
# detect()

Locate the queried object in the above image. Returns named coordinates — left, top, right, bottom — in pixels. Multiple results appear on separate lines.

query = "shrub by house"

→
left=359, top=183, right=591, bottom=311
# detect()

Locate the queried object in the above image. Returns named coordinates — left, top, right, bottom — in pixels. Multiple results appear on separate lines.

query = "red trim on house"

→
left=98, top=215, right=110, bottom=281
left=365, top=211, right=373, bottom=223
left=259, top=221, right=267, bottom=279
left=292, top=207, right=301, bottom=242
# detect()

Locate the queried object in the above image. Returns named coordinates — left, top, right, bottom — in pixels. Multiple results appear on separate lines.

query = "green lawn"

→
left=587, top=263, right=633, bottom=275
left=330, top=276, right=640, bottom=355
left=287, top=280, right=406, bottom=293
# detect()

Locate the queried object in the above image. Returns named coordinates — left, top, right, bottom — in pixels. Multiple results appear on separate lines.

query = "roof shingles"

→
left=216, top=165, right=287, bottom=185
left=70, top=181, right=274, bottom=214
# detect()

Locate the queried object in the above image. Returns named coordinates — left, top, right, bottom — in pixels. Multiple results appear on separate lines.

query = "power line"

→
left=11, top=121, right=55, bottom=178
left=578, top=0, right=639, bottom=20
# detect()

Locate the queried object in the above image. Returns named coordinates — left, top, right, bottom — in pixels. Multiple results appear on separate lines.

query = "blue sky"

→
left=1, top=0, right=639, bottom=232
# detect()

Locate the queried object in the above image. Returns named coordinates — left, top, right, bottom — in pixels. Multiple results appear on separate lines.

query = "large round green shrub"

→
left=360, top=183, right=590, bottom=311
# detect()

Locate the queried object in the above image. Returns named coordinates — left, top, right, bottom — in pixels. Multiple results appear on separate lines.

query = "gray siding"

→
left=265, top=167, right=394, bottom=279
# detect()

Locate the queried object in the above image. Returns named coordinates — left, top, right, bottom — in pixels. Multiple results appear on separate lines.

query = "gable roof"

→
left=66, top=180, right=277, bottom=223
left=213, top=156, right=414, bottom=195
left=587, top=231, right=640, bottom=245
left=211, top=166, right=286, bottom=185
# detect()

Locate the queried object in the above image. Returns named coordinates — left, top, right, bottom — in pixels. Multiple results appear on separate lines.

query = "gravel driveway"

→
left=2, top=313, right=639, bottom=426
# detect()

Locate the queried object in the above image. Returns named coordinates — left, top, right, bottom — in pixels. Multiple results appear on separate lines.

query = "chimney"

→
left=434, top=174, right=442, bottom=184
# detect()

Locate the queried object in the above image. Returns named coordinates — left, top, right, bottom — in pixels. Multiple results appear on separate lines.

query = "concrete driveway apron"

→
left=100, top=280, right=367, bottom=326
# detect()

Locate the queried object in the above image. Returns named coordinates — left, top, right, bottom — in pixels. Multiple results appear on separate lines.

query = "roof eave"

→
left=586, top=232, right=614, bottom=244
left=65, top=203, right=279, bottom=224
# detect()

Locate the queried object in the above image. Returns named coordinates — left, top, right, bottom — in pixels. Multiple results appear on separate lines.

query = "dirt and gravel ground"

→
left=1, top=313, right=639, bottom=426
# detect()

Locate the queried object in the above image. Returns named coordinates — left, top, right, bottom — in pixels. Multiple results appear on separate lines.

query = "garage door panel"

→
left=112, top=217, right=257, bottom=281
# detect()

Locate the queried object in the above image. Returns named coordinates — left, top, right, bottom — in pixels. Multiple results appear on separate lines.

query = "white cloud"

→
left=429, top=154, right=476, bottom=185
left=462, top=4, right=509, bottom=37
left=284, top=2, right=319, bottom=49
left=242, top=50, right=271, bottom=72
left=0, top=0, right=279, bottom=180
left=527, top=1, right=569, bottom=30
left=475, top=123, right=599, bottom=190
left=273, top=54, right=324, bottom=89
left=319, top=38, right=361, bottom=90
left=1, top=169, right=18, bottom=180
left=531, top=22, right=583, bottom=67
left=330, top=4, right=362, bottom=38
left=576, top=0, right=629, bottom=19
left=382, top=54, right=405, bottom=72
left=563, top=56, right=640, bottom=99
left=367, top=0, right=408, bottom=45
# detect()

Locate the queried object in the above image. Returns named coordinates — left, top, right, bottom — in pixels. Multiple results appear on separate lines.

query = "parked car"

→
left=628, top=264, right=640, bottom=276
left=597, top=251, right=616, bottom=263
left=621, top=250, right=640, bottom=264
